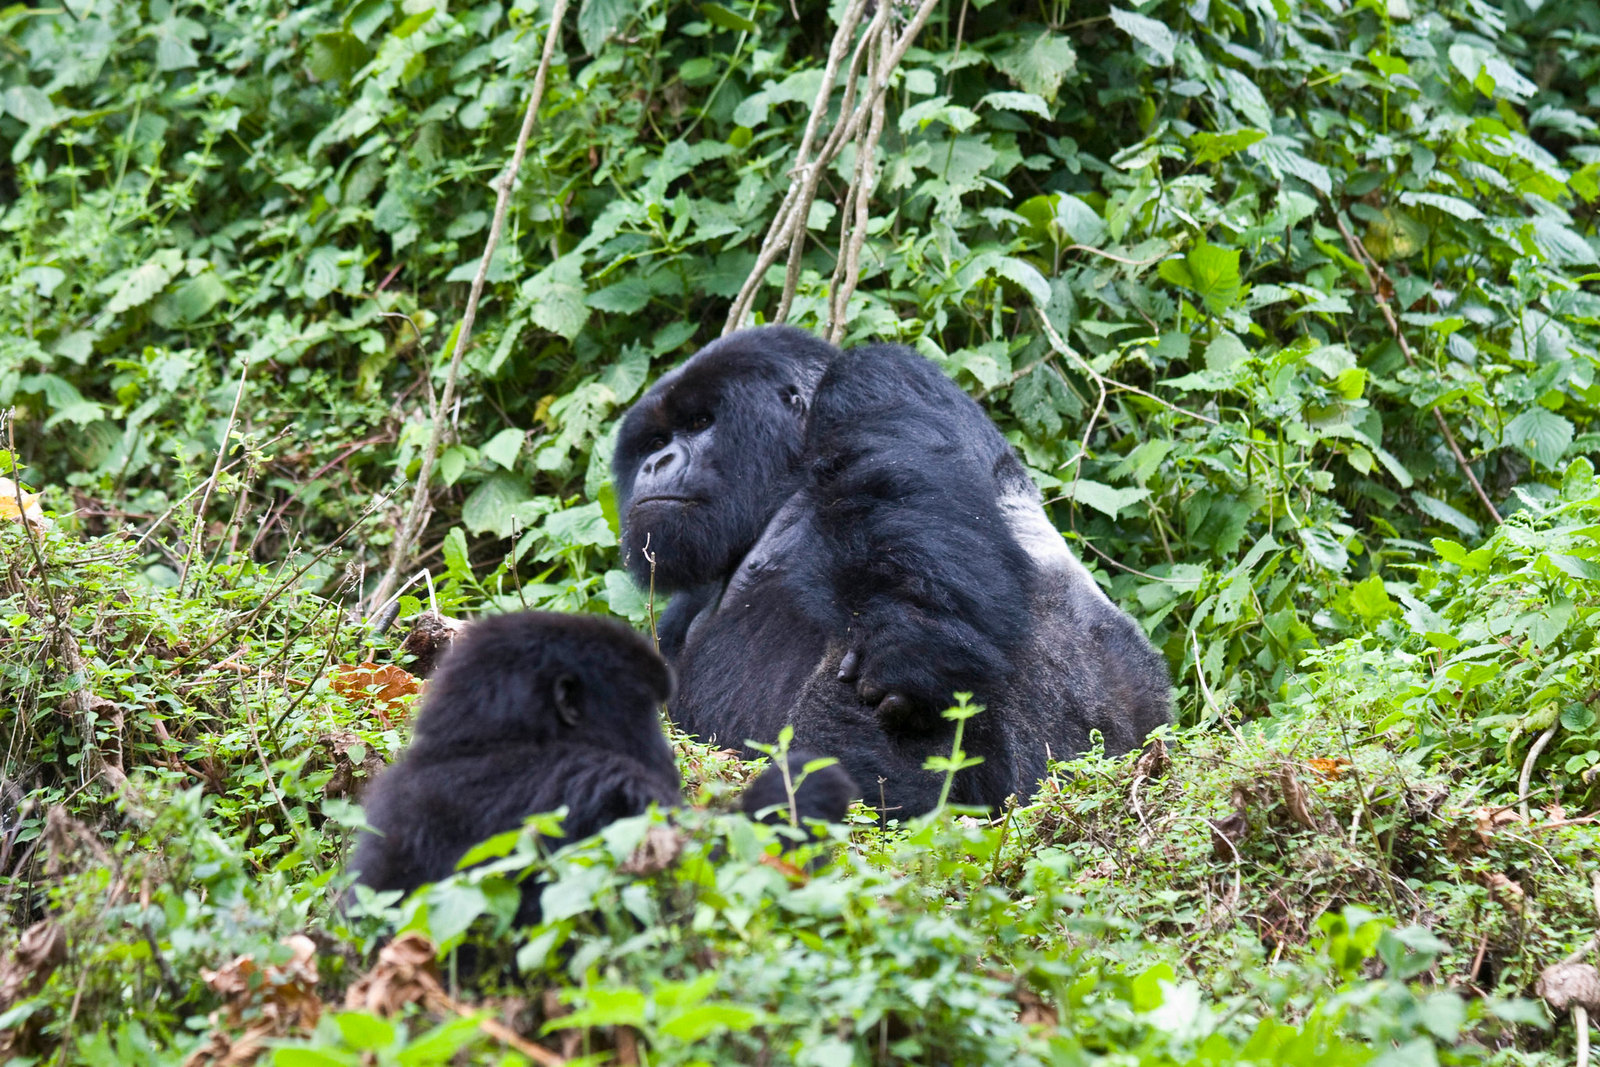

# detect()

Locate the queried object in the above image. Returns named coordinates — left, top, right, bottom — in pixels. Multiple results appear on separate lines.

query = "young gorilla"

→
left=613, top=326, right=1172, bottom=819
left=352, top=612, right=855, bottom=925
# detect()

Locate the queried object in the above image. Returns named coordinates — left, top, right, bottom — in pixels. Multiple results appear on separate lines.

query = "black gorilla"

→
left=613, top=326, right=1171, bottom=819
left=352, top=611, right=855, bottom=925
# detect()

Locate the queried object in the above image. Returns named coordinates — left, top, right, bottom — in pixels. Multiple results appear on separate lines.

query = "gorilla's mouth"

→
left=631, top=495, right=699, bottom=507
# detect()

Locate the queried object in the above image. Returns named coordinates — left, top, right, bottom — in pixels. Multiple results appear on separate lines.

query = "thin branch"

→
left=826, top=9, right=891, bottom=342
left=725, top=0, right=870, bottom=333
left=368, top=0, right=572, bottom=614
left=1326, top=206, right=1502, bottom=525
left=725, top=0, right=941, bottom=333
left=1519, top=723, right=1559, bottom=821
left=181, top=351, right=249, bottom=594
left=1062, top=243, right=1167, bottom=267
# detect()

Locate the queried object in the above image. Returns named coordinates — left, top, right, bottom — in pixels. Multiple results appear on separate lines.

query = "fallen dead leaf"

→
left=344, top=932, right=443, bottom=1017
left=1277, top=765, right=1316, bottom=830
left=331, top=662, right=422, bottom=728
left=1133, top=736, right=1171, bottom=780
left=1485, top=872, right=1525, bottom=912
left=1472, top=805, right=1525, bottom=848
left=1306, top=757, right=1352, bottom=779
left=619, top=825, right=684, bottom=876
left=398, top=611, right=466, bottom=678
left=0, top=478, right=50, bottom=529
left=318, top=730, right=387, bottom=800
left=186, top=935, right=322, bottom=1067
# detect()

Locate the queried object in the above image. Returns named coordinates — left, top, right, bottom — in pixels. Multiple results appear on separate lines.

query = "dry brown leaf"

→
left=398, top=611, right=466, bottom=678
left=619, top=825, right=684, bottom=876
left=1133, top=736, right=1171, bottom=780
left=187, top=935, right=322, bottom=1067
left=0, top=920, right=66, bottom=1013
left=1485, top=872, right=1525, bottom=912
left=1306, top=757, right=1352, bottom=779
left=318, top=730, right=387, bottom=800
left=331, top=662, right=423, bottom=728
left=1472, top=805, right=1524, bottom=847
left=0, top=478, right=50, bottom=529
left=1277, top=765, right=1316, bottom=830
left=1013, top=985, right=1058, bottom=1030
left=758, top=852, right=808, bottom=882
left=344, top=932, right=443, bottom=1016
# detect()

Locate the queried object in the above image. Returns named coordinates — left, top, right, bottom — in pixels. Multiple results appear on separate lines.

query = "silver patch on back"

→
left=997, top=488, right=1111, bottom=605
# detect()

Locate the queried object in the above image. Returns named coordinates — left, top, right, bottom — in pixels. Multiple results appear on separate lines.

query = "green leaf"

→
left=995, top=257, right=1052, bottom=306
left=1413, top=493, right=1481, bottom=537
left=1562, top=704, right=1597, bottom=731
left=1065, top=479, right=1150, bottom=519
left=104, top=250, right=182, bottom=316
left=332, top=1012, right=396, bottom=1051
left=1189, top=128, right=1266, bottom=165
left=1158, top=243, right=1245, bottom=315
left=993, top=30, right=1077, bottom=102
left=978, top=91, right=1051, bottom=118
left=1349, top=575, right=1395, bottom=622
left=660, top=1004, right=763, bottom=1041
left=462, top=472, right=534, bottom=537
left=2, top=86, right=59, bottom=126
left=1503, top=407, right=1573, bottom=468
left=1108, top=8, right=1175, bottom=65
left=700, top=2, right=757, bottom=33
left=1399, top=191, right=1484, bottom=221
left=307, top=32, right=372, bottom=83
left=578, top=0, right=632, bottom=55
left=1299, top=527, right=1349, bottom=572
left=483, top=428, right=524, bottom=470
left=168, top=272, right=227, bottom=322
left=523, top=255, right=590, bottom=342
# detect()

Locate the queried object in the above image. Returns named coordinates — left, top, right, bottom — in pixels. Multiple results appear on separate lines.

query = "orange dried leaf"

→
left=331, top=662, right=422, bottom=727
left=1306, top=757, right=1353, bottom=779
left=0, top=478, right=49, bottom=528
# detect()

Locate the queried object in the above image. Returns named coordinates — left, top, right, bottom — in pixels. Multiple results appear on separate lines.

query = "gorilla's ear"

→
left=553, top=672, right=583, bottom=726
left=780, top=384, right=806, bottom=414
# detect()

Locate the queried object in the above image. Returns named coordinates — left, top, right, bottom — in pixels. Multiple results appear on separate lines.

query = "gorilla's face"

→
left=613, top=328, right=836, bottom=589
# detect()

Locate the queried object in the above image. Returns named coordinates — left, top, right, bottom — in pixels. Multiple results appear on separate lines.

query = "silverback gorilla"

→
left=353, top=612, right=857, bottom=925
left=612, top=326, right=1171, bottom=819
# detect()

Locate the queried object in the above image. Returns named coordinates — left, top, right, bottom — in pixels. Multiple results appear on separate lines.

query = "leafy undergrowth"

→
left=3, top=466, right=1598, bottom=1065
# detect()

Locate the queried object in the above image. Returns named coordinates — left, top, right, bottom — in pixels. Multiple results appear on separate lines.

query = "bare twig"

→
left=181, top=352, right=249, bottom=594
left=1519, top=723, right=1559, bottom=821
left=725, top=0, right=942, bottom=333
left=369, top=0, right=572, bottom=613
left=725, top=0, right=870, bottom=333
left=1326, top=206, right=1502, bottom=525
left=825, top=7, right=891, bottom=343
left=1190, top=627, right=1245, bottom=745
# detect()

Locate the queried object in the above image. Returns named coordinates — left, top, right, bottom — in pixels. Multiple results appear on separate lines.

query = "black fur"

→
left=352, top=611, right=855, bottom=924
left=613, top=326, right=1172, bottom=819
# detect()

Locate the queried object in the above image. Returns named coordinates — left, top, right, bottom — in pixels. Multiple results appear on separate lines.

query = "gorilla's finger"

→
left=876, top=692, right=913, bottom=723
left=837, top=648, right=860, bottom=682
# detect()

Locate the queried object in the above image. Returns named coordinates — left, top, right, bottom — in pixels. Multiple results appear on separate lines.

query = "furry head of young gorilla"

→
left=612, top=325, right=1172, bottom=820
left=351, top=611, right=855, bottom=925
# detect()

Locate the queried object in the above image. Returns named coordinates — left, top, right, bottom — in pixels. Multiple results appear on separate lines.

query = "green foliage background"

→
left=3, top=0, right=1600, bottom=1062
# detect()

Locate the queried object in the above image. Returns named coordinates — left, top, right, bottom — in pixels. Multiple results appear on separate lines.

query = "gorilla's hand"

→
left=834, top=609, right=1004, bottom=730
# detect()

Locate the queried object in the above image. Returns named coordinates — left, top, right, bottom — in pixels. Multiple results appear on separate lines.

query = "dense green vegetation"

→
left=2, top=0, right=1599, bottom=1062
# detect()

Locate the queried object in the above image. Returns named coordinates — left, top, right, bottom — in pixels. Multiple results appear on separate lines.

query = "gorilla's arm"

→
left=655, top=583, right=720, bottom=663
left=801, top=345, right=1035, bottom=720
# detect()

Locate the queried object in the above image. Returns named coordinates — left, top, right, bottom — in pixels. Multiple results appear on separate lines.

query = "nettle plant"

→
left=1289, top=456, right=1600, bottom=801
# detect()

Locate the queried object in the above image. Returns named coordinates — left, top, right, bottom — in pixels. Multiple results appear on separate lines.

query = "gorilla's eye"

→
left=646, top=434, right=669, bottom=452
left=687, top=413, right=714, bottom=432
